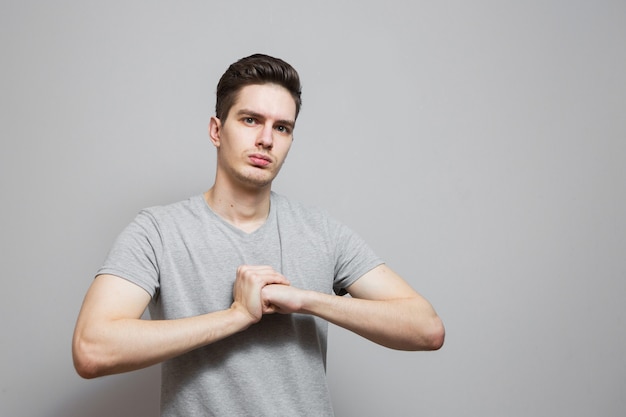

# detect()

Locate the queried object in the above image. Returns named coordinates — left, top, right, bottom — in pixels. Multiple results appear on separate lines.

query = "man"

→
left=72, top=54, right=444, bottom=416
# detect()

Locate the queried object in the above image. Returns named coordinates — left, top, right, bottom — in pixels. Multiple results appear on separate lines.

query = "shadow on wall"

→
left=52, top=366, right=160, bottom=417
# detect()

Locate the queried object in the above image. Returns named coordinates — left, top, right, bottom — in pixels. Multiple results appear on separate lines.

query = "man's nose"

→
left=256, top=124, right=273, bottom=149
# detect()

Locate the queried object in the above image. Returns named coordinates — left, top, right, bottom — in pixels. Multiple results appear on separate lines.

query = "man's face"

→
left=210, top=83, right=296, bottom=190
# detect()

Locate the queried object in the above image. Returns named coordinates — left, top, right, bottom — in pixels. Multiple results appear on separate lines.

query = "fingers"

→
left=231, top=265, right=290, bottom=322
left=237, top=265, right=290, bottom=286
left=262, top=284, right=303, bottom=315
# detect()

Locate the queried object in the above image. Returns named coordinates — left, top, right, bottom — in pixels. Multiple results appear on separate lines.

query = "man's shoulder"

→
left=271, top=192, right=343, bottom=237
left=136, top=194, right=205, bottom=225
left=145, top=194, right=202, bottom=212
left=271, top=192, right=330, bottom=219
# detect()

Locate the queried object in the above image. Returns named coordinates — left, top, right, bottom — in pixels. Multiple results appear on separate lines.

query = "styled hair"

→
left=215, top=54, right=302, bottom=121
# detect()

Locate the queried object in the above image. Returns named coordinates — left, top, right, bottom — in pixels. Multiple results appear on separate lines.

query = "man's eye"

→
left=276, top=125, right=291, bottom=134
left=243, top=117, right=256, bottom=124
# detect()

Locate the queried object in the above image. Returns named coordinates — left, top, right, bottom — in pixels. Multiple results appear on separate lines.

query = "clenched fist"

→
left=261, top=284, right=307, bottom=315
left=231, top=265, right=290, bottom=323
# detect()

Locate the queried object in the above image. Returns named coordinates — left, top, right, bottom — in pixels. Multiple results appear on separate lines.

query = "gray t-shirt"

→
left=98, top=192, right=383, bottom=416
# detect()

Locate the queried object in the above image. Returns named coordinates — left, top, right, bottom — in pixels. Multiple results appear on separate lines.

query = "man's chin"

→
left=237, top=172, right=276, bottom=189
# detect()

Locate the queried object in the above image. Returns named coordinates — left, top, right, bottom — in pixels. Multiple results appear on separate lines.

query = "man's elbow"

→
left=413, top=316, right=445, bottom=351
left=72, top=336, right=107, bottom=379
left=425, top=317, right=445, bottom=350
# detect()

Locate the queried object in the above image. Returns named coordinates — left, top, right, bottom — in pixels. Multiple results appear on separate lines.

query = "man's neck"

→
left=204, top=184, right=272, bottom=233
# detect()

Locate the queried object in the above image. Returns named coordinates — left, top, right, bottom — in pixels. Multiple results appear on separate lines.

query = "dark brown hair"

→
left=215, top=54, right=302, bottom=121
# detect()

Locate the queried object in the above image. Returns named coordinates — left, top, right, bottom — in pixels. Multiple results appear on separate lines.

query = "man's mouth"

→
left=249, top=153, right=272, bottom=167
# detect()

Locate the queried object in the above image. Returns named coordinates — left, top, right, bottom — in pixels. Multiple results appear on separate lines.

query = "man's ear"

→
left=209, top=116, right=221, bottom=148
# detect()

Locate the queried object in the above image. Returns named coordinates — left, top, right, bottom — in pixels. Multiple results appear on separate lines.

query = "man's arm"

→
left=73, top=266, right=289, bottom=378
left=261, top=264, right=445, bottom=351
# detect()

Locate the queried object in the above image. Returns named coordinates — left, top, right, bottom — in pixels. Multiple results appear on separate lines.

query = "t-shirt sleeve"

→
left=331, top=219, right=384, bottom=295
left=96, top=210, right=163, bottom=298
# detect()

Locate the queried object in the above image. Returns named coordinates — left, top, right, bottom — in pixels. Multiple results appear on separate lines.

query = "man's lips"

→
left=248, top=153, right=272, bottom=167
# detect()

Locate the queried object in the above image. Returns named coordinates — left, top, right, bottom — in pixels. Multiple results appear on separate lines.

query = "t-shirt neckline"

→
left=196, top=193, right=277, bottom=238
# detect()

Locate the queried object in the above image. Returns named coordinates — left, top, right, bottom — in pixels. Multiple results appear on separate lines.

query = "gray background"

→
left=1, top=1, right=625, bottom=416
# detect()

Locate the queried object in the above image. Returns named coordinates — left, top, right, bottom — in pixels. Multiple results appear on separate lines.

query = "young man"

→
left=73, top=54, right=444, bottom=416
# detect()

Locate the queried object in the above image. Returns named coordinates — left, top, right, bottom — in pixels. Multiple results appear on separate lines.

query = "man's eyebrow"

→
left=236, top=109, right=295, bottom=129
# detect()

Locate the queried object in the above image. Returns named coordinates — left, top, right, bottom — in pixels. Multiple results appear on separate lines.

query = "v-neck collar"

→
left=198, top=193, right=277, bottom=238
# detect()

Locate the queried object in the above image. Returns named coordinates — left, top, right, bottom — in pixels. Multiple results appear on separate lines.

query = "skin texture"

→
left=72, top=83, right=444, bottom=379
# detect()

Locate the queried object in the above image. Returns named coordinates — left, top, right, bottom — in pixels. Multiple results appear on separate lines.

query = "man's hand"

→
left=261, top=284, right=306, bottom=314
left=231, top=265, right=290, bottom=323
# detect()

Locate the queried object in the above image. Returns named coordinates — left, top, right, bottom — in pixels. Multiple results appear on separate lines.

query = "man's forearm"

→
left=74, top=266, right=290, bottom=379
left=300, top=290, right=445, bottom=351
left=73, top=306, right=253, bottom=379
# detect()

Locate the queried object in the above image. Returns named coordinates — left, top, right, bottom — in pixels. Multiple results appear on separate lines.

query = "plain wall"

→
left=1, top=1, right=625, bottom=416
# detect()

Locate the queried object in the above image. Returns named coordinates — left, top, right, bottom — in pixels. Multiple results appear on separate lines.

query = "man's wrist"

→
left=299, top=289, right=329, bottom=315
left=227, top=303, right=258, bottom=330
